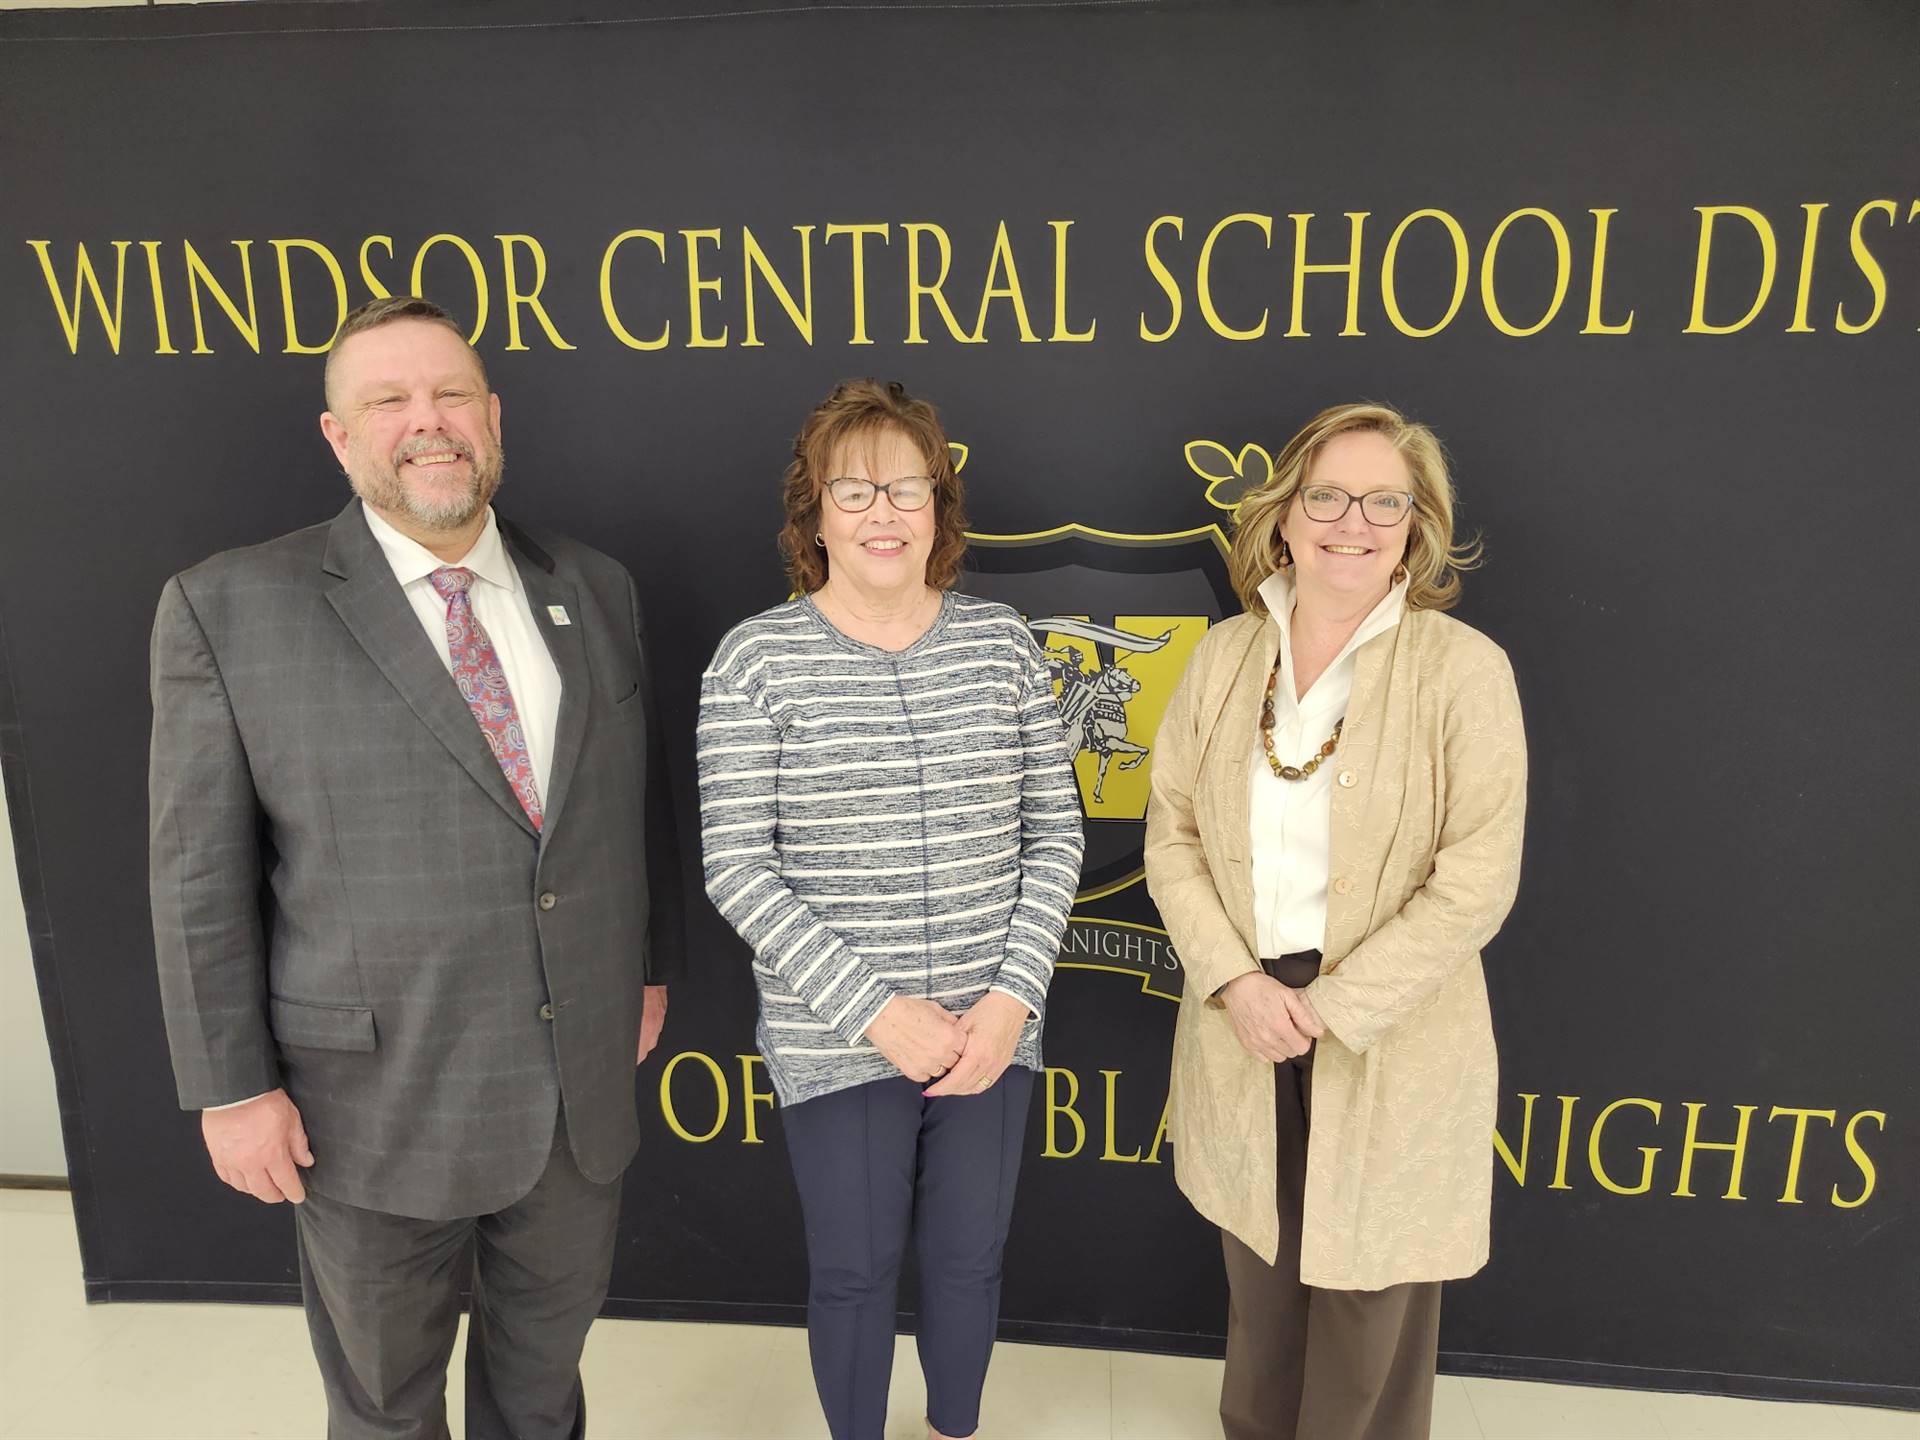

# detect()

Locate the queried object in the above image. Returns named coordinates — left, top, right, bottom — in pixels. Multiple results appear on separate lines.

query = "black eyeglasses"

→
left=1299, top=485, right=1415, bottom=526
left=825, top=476, right=935, bottom=513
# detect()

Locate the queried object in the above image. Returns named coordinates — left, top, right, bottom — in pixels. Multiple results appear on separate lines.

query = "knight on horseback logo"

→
left=956, top=438, right=1268, bottom=909
left=1037, top=622, right=1168, bottom=804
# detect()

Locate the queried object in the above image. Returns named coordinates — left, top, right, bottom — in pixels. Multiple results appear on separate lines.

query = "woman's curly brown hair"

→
left=780, top=379, right=970, bottom=594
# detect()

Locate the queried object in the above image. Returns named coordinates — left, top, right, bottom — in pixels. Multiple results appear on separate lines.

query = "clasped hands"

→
left=1220, top=971, right=1326, bottom=1062
left=864, top=991, right=1028, bottom=1096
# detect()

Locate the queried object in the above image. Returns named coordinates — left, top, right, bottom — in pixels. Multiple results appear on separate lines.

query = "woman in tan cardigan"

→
left=1144, top=402, right=1527, bottom=1440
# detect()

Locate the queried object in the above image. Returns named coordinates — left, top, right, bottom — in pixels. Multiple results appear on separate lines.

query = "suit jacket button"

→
left=538, top=891, right=558, bottom=911
left=1332, top=876, right=1353, bottom=896
left=1336, top=770, right=1357, bottom=788
left=539, top=1003, right=555, bottom=1022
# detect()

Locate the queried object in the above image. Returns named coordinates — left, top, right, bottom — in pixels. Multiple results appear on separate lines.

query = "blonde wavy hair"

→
left=1229, top=401, right=1481, bottom=615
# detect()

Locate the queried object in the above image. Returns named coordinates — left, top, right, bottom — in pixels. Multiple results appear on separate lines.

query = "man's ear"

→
left=320, top=411, right=351, bottom=470
left=489, top=391, right=502, bottom=439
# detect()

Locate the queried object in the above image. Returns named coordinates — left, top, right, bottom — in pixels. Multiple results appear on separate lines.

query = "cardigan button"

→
left=1336, top=770, right=1357, bottom=788
left=1333, top=876, right=1353, bottom=896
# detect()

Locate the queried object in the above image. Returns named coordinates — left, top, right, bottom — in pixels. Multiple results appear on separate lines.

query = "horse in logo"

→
left=1033, top=617, right=1174, bottom=803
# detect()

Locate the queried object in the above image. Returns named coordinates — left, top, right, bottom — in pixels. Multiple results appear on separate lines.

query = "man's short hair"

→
left=323, top=296, right=487, bottom=409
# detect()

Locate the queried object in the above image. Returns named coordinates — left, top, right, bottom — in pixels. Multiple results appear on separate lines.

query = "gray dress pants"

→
left=293, top=1110, right=623, bottom=1440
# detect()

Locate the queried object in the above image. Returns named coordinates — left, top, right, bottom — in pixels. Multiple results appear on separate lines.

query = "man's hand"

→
left=1220, top=972, right=1325, bottom=1063
left=202, top=1089, right=314, bottom=1204
left=863, top=996, right=965, bottom=1083
left=923, top=991, right=1029, bottom=1097
left=637, top=984, right=669, bottom=1063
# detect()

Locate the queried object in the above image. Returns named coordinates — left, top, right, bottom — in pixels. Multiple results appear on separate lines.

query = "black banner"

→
left=2, top=0, right=1915, bottom=1408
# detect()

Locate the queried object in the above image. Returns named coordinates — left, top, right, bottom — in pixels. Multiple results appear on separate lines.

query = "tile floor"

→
left=2, top=1190, right=1912, bottom=1439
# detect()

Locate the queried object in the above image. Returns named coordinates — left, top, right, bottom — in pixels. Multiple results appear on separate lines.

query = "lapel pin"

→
left=547, top=605, right=572, bottom=626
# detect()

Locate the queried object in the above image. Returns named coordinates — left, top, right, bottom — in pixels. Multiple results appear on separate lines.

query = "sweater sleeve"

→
left=987, top=632, right=1087, bottom=1017
left=696, top=641, right=906, bottom=1046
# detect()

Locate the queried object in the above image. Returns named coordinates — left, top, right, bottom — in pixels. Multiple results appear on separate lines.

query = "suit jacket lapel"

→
left=502, top=522, right=592, bottom=846
left=321, top=501, right=539, bottom=838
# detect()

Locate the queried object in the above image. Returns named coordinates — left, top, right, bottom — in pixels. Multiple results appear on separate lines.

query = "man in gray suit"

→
left=149, top=295, right=683, bottom=1438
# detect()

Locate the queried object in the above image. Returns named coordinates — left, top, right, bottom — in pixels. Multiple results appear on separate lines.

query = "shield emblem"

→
left=963, top=522, right=1237, bottom=902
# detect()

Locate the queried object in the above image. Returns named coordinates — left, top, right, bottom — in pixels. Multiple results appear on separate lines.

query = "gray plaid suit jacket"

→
left=149, top=499, right=684, bottom=1220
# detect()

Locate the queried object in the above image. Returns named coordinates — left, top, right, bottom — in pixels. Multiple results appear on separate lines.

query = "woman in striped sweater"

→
left=696, top=379, right=1085, bottom=1440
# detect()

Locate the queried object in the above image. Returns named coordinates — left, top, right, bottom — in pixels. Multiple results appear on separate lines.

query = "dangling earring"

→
left=814, top=534, right=826, bottom=548
left=1278, top=538, right=1293, bottom=569
left=1392, top=561, right=1408, bottom=583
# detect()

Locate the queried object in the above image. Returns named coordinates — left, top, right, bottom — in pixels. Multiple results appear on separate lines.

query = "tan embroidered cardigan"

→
left=1144, top=605, right=1526, bottom=1288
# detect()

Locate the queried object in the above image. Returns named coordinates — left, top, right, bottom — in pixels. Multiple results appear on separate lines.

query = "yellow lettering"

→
left=137, top=241, right=179, bottom=355
left=1588, top=1097, right=1662, bottom=1196
left=183, top=240, right=260, bottom=355
left=1673, top=1102, right=1756, bottom=1200
left=26, top=239, right=130, bottom=355
left=1143, top=1091, right=1171, bottom=1165
left=1582, top=209, right=1635, bottom=334
left=269, top=238, right=348, bottom=355
left=1140, top=215, right=1185, bottom=342
left=1787, top=203, right=1829, bottom=333
left=1099, top=1070, right=1142, bottom=1162
left=496, top=234, right=575, bottom=352
left=358, top=235, right=395, bottom=300
left=1831, top=1110, right=1885, bottom=1209
left=1380, top=210, right=1468, bottom=338
left=1767, top=1106, right=1836, bottom=1204
left=1685, top=206, right=1777, bottom=334
left=600, top=229, right=671, bottom=351
left=1198, top=212, right=1272, bottom=340
left=741, top=225, right=815, bottom=348
left=408, top=234, right=488, bottom=343
left=902, top=222, right=975, bottom=345
left=1042, top=1066, right=1086, bottom=1159
left=1835, top=199, right=1899, bottom=334
left=738, top=1055, right=776, bottom=1145
left=1049, top=220, right=1096, bottom=342
left=659, top=1051, right=729, bottom=1143
left=824, top=222, right=891, bottom=346
left=1493, top=1093, right=1539, bottom=1185
left=971, top=220, right=1040, bottom=343
left=1549, top=1093, right=1579, bottom=1190
left=1482, top=207, right=1572, bottom=337
left=682, top=228, right=728, bottom=349
left=1286, top=210, right=1368, bottom=337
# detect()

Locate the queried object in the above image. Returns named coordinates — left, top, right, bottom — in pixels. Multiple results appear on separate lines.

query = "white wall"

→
left=1, top=781, right=66, bottom=1177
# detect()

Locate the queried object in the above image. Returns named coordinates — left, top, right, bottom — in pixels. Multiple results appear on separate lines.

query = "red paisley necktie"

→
left=428, top=566, right=544, bottom=831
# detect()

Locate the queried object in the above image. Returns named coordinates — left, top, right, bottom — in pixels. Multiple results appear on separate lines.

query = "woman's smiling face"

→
left=1279, top=430, right=1413, bottom=602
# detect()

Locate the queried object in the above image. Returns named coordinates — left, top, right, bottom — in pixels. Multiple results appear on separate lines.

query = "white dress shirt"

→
left=205, top=503, right=562, bottom=1111
left=360, top=502, right=562, bottom=806
left=1247, top=569, right=1408, bottom=959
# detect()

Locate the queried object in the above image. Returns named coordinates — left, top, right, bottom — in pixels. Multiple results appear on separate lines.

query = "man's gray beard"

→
left=347, top=444, right=505, bottom=531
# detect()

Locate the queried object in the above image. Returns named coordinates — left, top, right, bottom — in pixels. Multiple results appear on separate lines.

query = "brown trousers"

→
left=1218, top=956, right=1442, bottom=1440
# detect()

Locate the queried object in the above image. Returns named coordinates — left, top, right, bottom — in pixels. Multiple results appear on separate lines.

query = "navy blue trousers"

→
left=781, top=1067, right=1035, bottom=1440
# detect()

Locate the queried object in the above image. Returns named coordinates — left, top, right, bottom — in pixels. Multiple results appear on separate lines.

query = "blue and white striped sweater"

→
left=696, top=591, right=1085, bottom=1107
